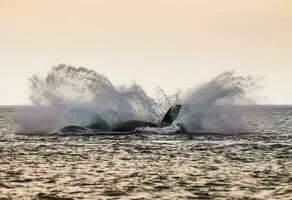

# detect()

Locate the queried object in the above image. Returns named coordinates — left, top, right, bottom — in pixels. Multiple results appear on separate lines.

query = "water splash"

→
left=177, top=72, right=258, bottom=133
left=15, top=65, right=258, bottom=134
left=15, top=65, right=163, bottom=133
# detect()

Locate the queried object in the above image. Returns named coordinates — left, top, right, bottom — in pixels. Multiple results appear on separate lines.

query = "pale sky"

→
left=0, top=0, right=291, bottom=105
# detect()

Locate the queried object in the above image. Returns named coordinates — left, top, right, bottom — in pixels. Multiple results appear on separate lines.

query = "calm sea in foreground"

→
left=0, top=106, right=291, bottom=200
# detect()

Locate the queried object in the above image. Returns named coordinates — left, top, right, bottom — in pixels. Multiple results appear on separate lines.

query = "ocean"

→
left=0, top=105, right=291, bottom=199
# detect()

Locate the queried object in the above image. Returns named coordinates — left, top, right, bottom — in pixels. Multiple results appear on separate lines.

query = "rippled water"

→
left=0, top=106, right=291, bottom=199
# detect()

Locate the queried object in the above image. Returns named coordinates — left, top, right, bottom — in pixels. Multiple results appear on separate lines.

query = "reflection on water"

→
left=0, top=106, right=291, bottom=199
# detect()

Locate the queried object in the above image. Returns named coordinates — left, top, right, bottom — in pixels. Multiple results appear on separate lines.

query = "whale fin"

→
left=159, top=104, right=182, bottom=127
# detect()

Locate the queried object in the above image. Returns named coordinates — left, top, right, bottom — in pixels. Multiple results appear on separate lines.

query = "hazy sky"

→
left=0, top=0, right=291, bottom=105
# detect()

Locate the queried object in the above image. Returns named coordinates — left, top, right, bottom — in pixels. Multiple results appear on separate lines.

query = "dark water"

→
left=0, top=106, right=291, bottom=199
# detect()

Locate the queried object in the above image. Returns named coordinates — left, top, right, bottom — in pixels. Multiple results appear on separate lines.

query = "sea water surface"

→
left=0, top=106, right=291, bottom=200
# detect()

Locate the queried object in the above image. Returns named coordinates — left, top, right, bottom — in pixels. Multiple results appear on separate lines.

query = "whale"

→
left=159, top=104, right=182, bottom=127
left=85, top=117, right=111, bottom=130
left=59, top=104, right=183, bottom=134
left=59, top=120, right=157, bottom=134
left=111, top=120, right=157, bottom=132
left=64, top=107, right=111, bottom=130
left=110, top=104, right=182, bottom=132
left=60, top=125, right=88, bottom=133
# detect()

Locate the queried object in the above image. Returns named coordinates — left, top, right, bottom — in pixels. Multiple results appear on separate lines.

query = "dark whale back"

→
left=86, top=117, right=111, bottom=131
left=111, top=120, right=157, bottom=132
left=60, top=104, right=184, bottom=134
left=159, top=104, right=182, bottom=127
left=65, top=107, right=111, bottom=131
left=60, top=125, right=87, bottom=133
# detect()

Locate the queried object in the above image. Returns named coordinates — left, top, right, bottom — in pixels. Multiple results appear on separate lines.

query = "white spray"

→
left=15, top=65, right=258, bottom=134
left=15, top=65, right=161, bottom=133
left=176, top=72, right=258, bottom=133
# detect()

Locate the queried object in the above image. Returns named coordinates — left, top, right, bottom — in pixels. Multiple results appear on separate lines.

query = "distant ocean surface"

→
left=0, top=105, right=291, bottom=199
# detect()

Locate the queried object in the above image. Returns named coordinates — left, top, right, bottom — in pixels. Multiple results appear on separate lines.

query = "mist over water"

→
left=15, top=65, right=258, bottom=134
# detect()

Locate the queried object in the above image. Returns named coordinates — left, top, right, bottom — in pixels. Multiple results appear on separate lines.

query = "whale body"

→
left=65, top=107, right=111, bottom=130
left=59, top=104, right=183, bottom=134
left=85, top=117, right=111, bottom=130
left=111, top=120, right=157, bottom=132
left=110, top=105, right=182, bottom=132
left=60, top=125, right=88, bottom=133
